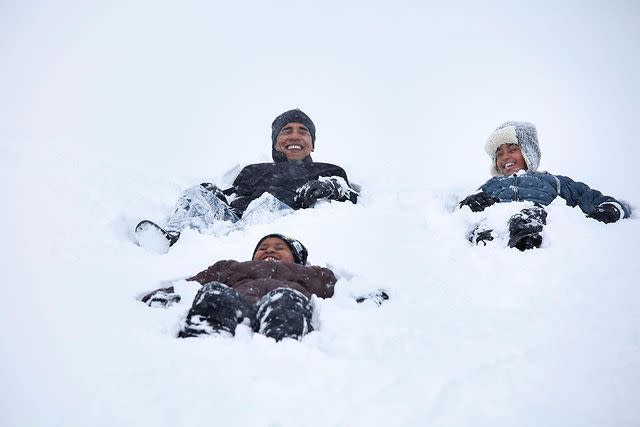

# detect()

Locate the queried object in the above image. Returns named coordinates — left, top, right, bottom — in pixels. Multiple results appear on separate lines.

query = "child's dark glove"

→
left=587, top=203, right=621, bottom=224
left=141, top=286, right=181, bottom=307
left=295, top=179, right=337, bottom=208
left=356, top=290, right=390, bottom=306
left=459, top=191, right=500, bottom=212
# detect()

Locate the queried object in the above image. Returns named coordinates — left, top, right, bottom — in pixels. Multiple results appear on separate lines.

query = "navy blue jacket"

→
left=480, top=171, right=630, bottom=217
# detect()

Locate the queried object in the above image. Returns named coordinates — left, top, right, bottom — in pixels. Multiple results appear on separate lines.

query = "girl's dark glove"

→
left=587, top=203, right=621, bottom=224
left=459, top=191, right=500, bottom=212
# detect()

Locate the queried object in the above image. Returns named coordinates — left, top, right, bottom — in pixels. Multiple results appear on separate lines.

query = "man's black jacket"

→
left=224, top=161, right=357, bottom=215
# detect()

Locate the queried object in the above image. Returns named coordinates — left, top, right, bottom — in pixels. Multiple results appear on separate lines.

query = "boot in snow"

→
left=179, top=282, right=256, bottom=338
left=507, top=206, right=547, bottom=251
left=512, top=234, right=543, bottom=251
left=256, top=288, right=313, bottom=341
left=134, top=220, right=180, bottom=254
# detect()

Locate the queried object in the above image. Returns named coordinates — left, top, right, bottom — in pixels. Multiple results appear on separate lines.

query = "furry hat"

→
left=252, top=233, right=309, bottom=266
left=271, top=109, right=316, bottom=162
left=485, top=121, right=541, bottom=176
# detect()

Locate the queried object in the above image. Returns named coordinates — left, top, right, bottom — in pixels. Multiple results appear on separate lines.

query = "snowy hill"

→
left=2, top=2, right=639, bottom=426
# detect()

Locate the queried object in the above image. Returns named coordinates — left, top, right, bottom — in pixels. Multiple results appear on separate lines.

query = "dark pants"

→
left=179, top=282, right=314, bottom=341
left=508, top=205, right=547, bottom=250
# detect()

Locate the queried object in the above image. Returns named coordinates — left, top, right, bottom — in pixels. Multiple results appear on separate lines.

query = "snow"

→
left=2, top=2, right=640, bottom=426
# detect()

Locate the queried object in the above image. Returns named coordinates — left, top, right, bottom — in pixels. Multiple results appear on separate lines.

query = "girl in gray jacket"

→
left=459, top=121, right=631, bottom=250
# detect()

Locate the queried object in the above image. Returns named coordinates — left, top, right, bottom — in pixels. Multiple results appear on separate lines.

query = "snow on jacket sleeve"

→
left=555, top=174, right=630, bottom=217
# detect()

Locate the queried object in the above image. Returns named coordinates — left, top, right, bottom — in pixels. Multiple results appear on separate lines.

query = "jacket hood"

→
left=485, top=121, right=541, bottom=176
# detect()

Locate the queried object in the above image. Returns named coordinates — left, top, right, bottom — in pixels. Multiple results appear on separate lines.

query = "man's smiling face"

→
left=275, top=122, right=314, bottom=161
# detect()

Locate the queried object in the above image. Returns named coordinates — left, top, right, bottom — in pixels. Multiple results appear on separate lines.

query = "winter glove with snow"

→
left=458, top=191, right=500, bottom=212
left=587, top=203, right=621, bottom=224
left=468, top=228, right=494, bottom=246
left=356, top=290, right=390, bottom=306
left=141, top=286, right=181, bottom=308
left=295, top=179, right=339, bottom=208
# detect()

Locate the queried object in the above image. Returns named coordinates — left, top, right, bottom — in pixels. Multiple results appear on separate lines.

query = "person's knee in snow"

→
left=507, top=205, right=547, bottom=251
left=255, top=288, right=314, bottom=342
left=179, top=282, right=256, bottom=338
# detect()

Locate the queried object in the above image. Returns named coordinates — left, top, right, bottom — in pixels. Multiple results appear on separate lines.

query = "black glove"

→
left=295, top=180, right=337, bottom=208
left=468, top=228, right=494, bottom=246
left=459, top=191, right=500, bottom=212
left=141, top=286, right=181, bottom=307
left=587, top=204, right=621, bottom=224
left=356, top=290, right=390, bottom=306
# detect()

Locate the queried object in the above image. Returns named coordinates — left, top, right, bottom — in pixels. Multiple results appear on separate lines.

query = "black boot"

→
left=508, top=206, right=547, bottom=251
left=179, top=282, right=256, bottom=338
left=134, top=220, right=180, bottom=253
left=256, top=288, right=313, bottom=341
left=513, top=234, right=543, bottom=251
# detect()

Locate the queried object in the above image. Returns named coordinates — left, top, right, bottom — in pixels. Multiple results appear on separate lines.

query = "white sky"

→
left=2, top=1, right=639, bottom=197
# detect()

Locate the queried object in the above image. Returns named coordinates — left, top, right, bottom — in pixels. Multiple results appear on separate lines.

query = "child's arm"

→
left=555, top=175, right=630, bottom=220
left=459, top=180, right=501, bottom=212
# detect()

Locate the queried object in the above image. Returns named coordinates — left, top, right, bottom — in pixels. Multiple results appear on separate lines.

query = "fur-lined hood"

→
left=485, top=121, right=541, bottom=176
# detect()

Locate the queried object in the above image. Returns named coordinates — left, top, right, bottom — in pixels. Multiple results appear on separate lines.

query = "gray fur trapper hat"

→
left=485, top=121, right=541, bottom=176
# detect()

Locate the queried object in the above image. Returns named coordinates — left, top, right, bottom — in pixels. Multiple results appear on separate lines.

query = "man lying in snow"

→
left=135, top=109, right=359, bottom=253
left=459, top=121, right=631, bottom=251
left=141, top=234, right=388, bottom=341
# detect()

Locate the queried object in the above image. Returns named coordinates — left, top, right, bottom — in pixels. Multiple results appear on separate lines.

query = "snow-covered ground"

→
left=2, top=2, right=639, bottom=426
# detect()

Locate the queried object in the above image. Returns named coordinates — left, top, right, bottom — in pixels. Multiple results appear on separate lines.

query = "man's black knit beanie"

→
left=271, top=109, right=316, bottom=149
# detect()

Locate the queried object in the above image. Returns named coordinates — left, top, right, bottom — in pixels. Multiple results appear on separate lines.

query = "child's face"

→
left=496, top=144, right=527, bottom=175
left=253, top=237, right=295, bottom=263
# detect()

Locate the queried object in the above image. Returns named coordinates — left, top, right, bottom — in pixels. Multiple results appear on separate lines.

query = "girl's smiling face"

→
left=496, top=144, right=527, bottom=175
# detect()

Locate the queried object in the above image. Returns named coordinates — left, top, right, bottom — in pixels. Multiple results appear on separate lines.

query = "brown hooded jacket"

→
left=187, top=260, right=336, bottom=304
